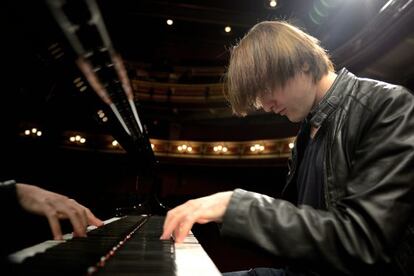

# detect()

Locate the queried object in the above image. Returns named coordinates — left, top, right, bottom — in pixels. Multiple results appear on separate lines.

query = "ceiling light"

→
left=214, top=144, right=228, bottom=154
left=166, top=19, right=173, bottom=26
left=224, top=26, right=231, bottom=33
left=269, top=0, right=277, bottom=8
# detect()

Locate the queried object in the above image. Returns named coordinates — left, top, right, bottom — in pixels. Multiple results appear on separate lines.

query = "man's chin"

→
left=287, top=115, right=304, bottom=123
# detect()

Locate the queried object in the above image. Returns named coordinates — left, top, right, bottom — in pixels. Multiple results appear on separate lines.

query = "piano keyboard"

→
left=8, top=215, right=221, bottom=276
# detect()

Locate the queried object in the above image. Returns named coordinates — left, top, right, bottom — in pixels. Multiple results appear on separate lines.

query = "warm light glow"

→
left=177, top=144, right=192, bottom=152
left=80, top=138, right=86, bottom=144
left=70, top=136, right=76, bottom=142
left=224, top=26, right=231, bottom=33
left=251, top=144, right=265, bottom=152
left=151, top=143, right=155, bottom=149
left=166, top=19, right=173, bottom=25
left=24, top=130, right=30, bottom=135
left=36, top=131, right=42, bottom=136
left=214, top=144, right=228, bottom=153
left=112, top=140, right=118, bottom=146
left=289, top=142, right=294, bottom=149
left=102, top=117, right=108, bottom=122
left=75, top=135, right=81, bottom=141
left=31, top=128, right=37, bottom=133
left=269, top=0, right=277, bottom=8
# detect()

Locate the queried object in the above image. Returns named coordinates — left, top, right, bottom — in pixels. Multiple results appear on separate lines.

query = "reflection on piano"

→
left=8, top=215, right=221, bottom=275
left=5, top=0, right=221, bottom=275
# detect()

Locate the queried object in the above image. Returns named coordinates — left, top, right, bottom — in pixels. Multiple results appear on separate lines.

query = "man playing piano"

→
left=161, top=21, right=414, bottom=275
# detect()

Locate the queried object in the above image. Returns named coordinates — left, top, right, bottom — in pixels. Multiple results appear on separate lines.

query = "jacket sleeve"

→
left=221, top=87, right=414, bottom=275
left=0, top=179, right=25, bottom=257
left=0, top=179, right=19, bottom=212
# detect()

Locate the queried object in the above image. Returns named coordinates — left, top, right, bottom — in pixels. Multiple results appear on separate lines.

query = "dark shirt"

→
left=296, top=125, right=326, bottom=209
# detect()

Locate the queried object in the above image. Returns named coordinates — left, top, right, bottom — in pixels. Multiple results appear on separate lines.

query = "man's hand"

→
left=160, top=191, right=233, bottom=243
left=16, top=183, right=103, bottom=240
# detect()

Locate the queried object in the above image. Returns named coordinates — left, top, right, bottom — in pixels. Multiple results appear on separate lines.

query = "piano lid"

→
left=44, top=0, right=157, bottom=172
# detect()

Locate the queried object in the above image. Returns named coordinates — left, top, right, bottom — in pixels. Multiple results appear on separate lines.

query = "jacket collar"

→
left=307, top=68, right=349, bottom=128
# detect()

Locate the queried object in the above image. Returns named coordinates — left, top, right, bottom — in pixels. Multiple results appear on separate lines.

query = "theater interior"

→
left=3, top=0, right=414, bottom=273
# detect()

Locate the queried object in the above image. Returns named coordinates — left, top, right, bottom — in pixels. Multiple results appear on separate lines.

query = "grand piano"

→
left=4, top=0, right=221, bottom=275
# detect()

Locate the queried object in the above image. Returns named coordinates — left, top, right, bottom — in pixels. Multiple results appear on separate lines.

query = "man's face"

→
left=256, top=72, right=317, bottom=122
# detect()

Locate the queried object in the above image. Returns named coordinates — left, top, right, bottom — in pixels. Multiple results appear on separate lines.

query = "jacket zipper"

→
left=323, top=123, right=332, bottom=209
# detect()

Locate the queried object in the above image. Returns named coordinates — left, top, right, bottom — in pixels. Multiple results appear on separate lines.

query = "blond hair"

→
left=224, top=21, right=334, bottom=116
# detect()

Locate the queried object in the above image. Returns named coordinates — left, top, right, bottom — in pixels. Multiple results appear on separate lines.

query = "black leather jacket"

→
left=221, top=68, right=414, bottom=275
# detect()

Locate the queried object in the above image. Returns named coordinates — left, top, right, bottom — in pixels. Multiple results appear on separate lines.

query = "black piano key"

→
left=11, top=216, right=178, bottom=275
left=96, top=216, right=176, bottom=276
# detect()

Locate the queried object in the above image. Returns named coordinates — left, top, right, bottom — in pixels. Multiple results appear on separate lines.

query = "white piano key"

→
left=175, top=232, right=222, bottom=276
